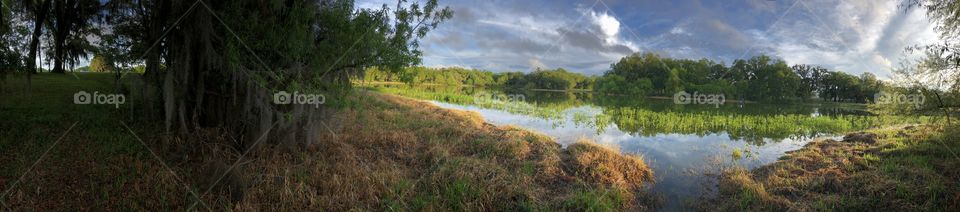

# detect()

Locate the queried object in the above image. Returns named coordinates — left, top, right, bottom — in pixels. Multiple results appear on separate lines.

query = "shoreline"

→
left=702, top=124, right=959, bottom=210
left=358, top=82, right=872, bottom=108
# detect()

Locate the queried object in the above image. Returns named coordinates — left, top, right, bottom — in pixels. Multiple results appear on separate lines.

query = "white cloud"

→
left=587, top=10, right=639, bottom=53
left=767, top=0, right=938, bottom=79
left=592, top=11, right=620, bottom=42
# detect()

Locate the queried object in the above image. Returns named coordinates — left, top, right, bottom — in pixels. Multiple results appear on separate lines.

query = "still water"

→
left=371, top=85, right=892, bottom=210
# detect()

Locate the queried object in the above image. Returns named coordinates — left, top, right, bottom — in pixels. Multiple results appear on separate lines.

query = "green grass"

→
left=0, top=72, right=145, bottom=153
left=706, top=124, right=960, bottom=211
left=562, top=187, right=626, bottom=212
left=0, top=73, right=188, bottom=210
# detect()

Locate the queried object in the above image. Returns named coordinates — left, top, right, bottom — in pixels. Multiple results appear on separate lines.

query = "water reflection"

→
left=369, top=85, right=921, bottom=210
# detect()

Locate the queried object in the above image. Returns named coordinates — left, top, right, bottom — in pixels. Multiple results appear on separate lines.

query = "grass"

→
left=0, top=73, right=188, bottom=210
left=1, top=73, right=657, bottom=210
left=235, top=92, right=658, bottom=210
left=702, top=124, right=960, bottom=211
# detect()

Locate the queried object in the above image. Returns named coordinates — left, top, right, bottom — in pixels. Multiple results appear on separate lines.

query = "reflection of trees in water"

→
left=597, top=107, right=926, bottom=145
left=371, top=85, right=929, bottom=145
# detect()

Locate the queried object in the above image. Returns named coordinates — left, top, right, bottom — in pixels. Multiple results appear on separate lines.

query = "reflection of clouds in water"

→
left=429, top=100, right=824, bottom=209
left=432, top=101, right=605, bottom=145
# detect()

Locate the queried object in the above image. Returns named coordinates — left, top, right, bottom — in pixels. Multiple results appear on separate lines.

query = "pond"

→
left=366, top=84, right=924, bottom=210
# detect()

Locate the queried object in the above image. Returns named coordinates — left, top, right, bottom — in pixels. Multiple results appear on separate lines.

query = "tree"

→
left=48, top=0, right=99, bottom=73
left=123, top=0, right=453, bottom=146
left=21, top=0, right=51, bottom=89
left=89, top=54, right=112, bottom=72
left=888, top=49, right=959, bottom=124
left=905, top=0, right=960, bottom=72
left=665, top=67, right=684, bottom=94
left=902, top=0, right=960, bottom=91
left=0, top=0, right=23, bottom=81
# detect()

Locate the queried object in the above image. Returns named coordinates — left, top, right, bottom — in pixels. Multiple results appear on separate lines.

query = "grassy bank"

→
left=0, top=73, right=657, bottom=210
left=703, top=124, right=960, bottom=211
left=233, top=92, right=658, bottom=210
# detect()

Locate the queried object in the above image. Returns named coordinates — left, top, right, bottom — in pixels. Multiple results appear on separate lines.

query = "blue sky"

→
left=358, top=0, right=939, bottom=78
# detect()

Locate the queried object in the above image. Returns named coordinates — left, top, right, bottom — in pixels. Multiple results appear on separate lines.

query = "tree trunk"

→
left=51, top=0, right=69, bottom=74
left=157, top=0, right=333, bottom=148
left=933, top=91, right=952, bottom=125
left=26, top=0, right=52, bottom=80
left=143, top=0, right=169, bottom=120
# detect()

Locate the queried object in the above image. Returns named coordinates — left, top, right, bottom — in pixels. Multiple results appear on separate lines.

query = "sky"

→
left=357, top=0, right=940, bottom=78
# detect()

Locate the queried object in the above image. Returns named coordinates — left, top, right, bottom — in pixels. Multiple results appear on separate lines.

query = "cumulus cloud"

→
left=592, top=11, right=620, bottom=43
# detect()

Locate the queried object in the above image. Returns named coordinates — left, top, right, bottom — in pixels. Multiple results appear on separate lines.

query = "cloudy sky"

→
left=358, top=0, right=939, bottom=78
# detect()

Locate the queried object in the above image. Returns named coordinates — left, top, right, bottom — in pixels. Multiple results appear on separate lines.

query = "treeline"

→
left=364, top=53, right=888, bottom=103
left=597, top=53, right=885, bottom=102
left=363, top=66, right=593, bottom=90
left=499, top=68, right=592, bottom=90
left=365, top=66, right=496, bottom=86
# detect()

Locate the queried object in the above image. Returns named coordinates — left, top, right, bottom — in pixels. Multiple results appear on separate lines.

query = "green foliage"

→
left=89, top=54, right=113, bottom=73
left=512, top=68, right=591, bottom=90
left=310, top=0, right=453, bottom=84
left=596, top=53, right=888, bottom=103
left=363, top=53, right=894, bottom=105
left=362, top=66, right=592, bottom=91
left=364, top=66, right=496, bottom=86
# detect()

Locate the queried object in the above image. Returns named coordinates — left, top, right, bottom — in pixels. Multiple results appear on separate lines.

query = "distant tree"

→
left=665, top=67, right=684, bottom=94
left=89, top=54, right=112, bottom=72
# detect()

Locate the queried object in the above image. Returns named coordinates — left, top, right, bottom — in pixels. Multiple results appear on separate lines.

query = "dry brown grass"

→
left=1, top=91, right=655, bottom=210
left=0, top=74, right=654, bottom=210
left=704, top=125, right=960, bottom=211
left=199, top=92, right=659, bottom=211
left=564, top=140, right=653, bottom=190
